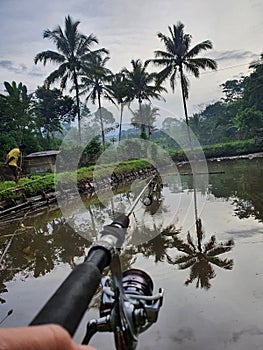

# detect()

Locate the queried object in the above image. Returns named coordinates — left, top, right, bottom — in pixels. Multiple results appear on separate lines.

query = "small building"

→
left=24, top=150, right=60, bottom=174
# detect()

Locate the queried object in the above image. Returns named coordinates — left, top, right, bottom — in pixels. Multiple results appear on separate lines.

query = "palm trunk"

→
left=98, top=94, right=105, bottom=148
left=196, top=218, right=203, bottom=253
left=73, top=70, right=81, bottom=144
left=179, top=67, right=195, bottom=151
left=47, top=131, right=51, bottom=149
left=17, top=124, right=24, bottom=146
left=179, top=67, right=191, bottom=129
left=88, top=206, right=96, bottom=233
left=180, top=67, right=199, bottom=227
left=118, top=103, right=124, bottom=144
left=148, top=125, right=152, bottom=139
left=139, top=98, right=146, bottom=139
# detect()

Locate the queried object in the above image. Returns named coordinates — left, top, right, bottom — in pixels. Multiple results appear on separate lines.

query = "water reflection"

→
left=1, top=160, right=262, bottom=306
left=0, top=158, right=262, bottom=349
left=171, top=219, right=234, bottom=289
left=0, top=164, right=240, bottom=305
left=173, top=158, right=263, bottom=223
left=129, top=225, right=180, bottom=263
left=130, top=219, right=234, bottom=290
left=208, top=158, right=263, bottom=222
left=0, top=217, right=89, bottom=303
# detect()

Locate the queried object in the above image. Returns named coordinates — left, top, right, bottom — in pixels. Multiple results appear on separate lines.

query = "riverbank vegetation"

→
left=169, top=139, right=263, bottom=162
left=0, top=159, right=153, bottom=201
left=1, top=16, right=263, bottom=187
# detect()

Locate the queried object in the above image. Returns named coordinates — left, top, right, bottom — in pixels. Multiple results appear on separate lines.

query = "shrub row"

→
left=169, top=139, right=263, bottom=162
left=0, top=160, right=152, bottom=201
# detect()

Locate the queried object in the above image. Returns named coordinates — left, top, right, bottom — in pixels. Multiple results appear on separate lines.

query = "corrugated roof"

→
left=25, top=150, right=60, bottom=158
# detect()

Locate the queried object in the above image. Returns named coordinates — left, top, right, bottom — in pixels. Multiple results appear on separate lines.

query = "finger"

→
left=0, top=325, right=95, bottom=350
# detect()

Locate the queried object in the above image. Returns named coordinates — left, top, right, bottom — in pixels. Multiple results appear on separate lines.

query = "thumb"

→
left=77, top=345, right=96, bottom=350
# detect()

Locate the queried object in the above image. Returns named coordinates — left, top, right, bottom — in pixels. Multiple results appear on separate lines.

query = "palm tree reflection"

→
left=170, top=219, right=234, bottom=289
left=130, top=224, right=180, bottom=263
left=131, top=219, right=234, bottom=290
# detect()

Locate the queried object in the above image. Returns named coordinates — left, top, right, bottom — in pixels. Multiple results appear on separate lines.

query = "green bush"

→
left=169, top=139, right=263, bottom=162
left=0, top=160, right=153, bottom=201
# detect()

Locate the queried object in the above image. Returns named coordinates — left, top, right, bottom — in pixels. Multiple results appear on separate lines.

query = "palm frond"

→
left=203, top=235, right=216, bottom=253
left=173, top=236, right=195, bottom=254
left=178, top=258, right=197, bottom=270
left=186, top=232, right=196, bottom=250
left=188, top=58, right=217, bottom=71
left=207, top=244, right=233, bottom=257
left=44, top=63, right=68, bottom=88
left=173, top=254, right=196, bottom=265
left=186, top=40, right=213, bottom=58
left=208, top=256, right=234, bottom=270
left=34, top=51, right=65, bottom=65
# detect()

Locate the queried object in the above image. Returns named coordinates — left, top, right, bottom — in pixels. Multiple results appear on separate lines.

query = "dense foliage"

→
left=0, top=16, right=263, bottom=166
left=0, top=159, right=152, bottom=201
left=187, top=57, right=263, bottom=145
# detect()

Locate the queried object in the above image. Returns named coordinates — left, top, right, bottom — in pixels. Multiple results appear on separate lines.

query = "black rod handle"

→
left=30, top=249, right=109, bottom=336
left=30, top=223, right=127, bottom=336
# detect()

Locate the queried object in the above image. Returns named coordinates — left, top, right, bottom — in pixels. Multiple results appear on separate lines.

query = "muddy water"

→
left=0, top=158, right=263, bottom=350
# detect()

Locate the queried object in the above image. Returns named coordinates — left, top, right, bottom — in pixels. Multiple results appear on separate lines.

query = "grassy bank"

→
left=1, top=139, right=263, bottom=201
left=0, top=159, right=152, bottom=201
left=169, top=139, right=263, bottom=162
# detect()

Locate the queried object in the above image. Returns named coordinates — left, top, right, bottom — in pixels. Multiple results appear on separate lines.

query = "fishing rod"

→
left=125, top=176, right=155, bottom=217
left=30, top=175, right=163, bottom=349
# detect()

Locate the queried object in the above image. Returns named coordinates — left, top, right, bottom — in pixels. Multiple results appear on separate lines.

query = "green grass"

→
left=169, top=139, right=263, bottom=162
left=2, top=139, right=260, bottom=202
left=0, top=159, right=152, bottom=201
left=0, top=174, right=55, bottom=201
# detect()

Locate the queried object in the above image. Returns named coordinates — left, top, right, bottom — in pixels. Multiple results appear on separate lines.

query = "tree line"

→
left=187, top=55, right=263, bottom=145
left=0, top=15, right=262, bottom=162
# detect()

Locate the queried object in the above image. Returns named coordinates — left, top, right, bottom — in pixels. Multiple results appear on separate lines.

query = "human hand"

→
left=0, top=324, right=96, bottom=350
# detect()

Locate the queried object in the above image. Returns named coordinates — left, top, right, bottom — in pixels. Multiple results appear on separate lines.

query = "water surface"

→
left=0, top=158, right=263, bottom=350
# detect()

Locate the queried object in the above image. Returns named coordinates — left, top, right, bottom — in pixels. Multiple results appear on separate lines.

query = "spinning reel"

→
left=83, top=254, right=164, bottom=349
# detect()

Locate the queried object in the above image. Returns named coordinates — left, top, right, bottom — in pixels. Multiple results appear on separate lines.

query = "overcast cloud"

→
left=0, top=0, right=262, bottom=120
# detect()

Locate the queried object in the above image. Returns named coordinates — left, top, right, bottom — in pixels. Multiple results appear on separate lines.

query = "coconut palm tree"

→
left=149, top=22, right=217, bottom=226
left=107, top=72, right=132, bottom=143
left=80, top=53, right=115, bottom=148
left=131, top=103, right=160, bottom=138
left=148, top=22, right=217, bottom=126
left=34, top=15, right=108, bottom=143
left=122, top=59, right=166, bottom=139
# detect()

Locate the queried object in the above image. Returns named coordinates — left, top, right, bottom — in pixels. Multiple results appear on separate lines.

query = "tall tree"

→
left=1, top=81, right=33, bottom=144
left=80, top=53, right=114, bottom=147
left=244, top=53, right=263, bottom=112
left=149, top=23, right=217, bottom=233
left=107, top=72, right=131, bottom=143
left=122, top=59, right=166, bottom=139
left=33, top=86, right=76, bottom=148
left=220, top=78, right=245, bottom=103
left=131, top=103, right=160, bottom=138
left=149, top=22, right=217, bottom=126
left=34, top=15, right=108, bottom=143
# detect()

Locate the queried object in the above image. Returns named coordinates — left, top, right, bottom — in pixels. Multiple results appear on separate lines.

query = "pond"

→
left=0, top=157, right=263, bottom=350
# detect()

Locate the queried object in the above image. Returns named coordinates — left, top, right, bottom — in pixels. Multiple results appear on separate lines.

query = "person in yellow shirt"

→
left=4, top=144, right=26, bottom=184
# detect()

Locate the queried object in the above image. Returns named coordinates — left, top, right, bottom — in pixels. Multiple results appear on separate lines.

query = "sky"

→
left=0, top=0, right=263, bottom=124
